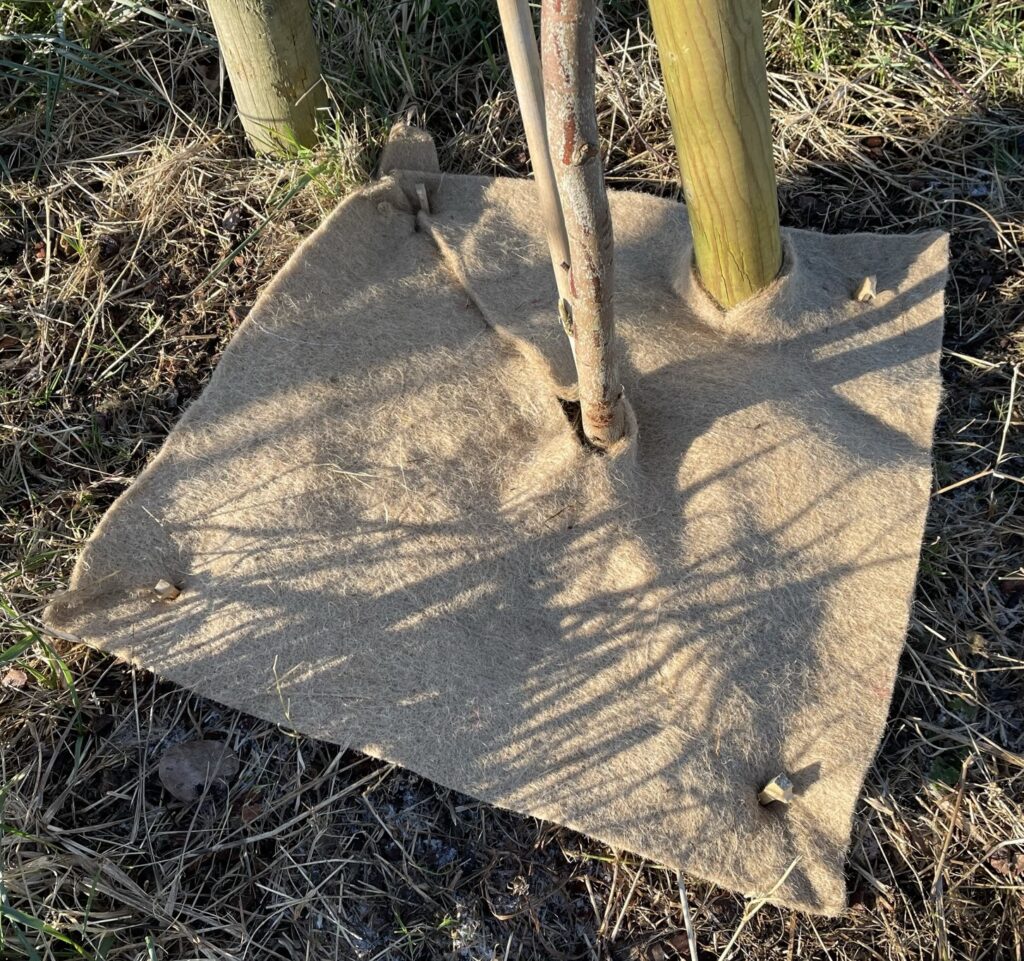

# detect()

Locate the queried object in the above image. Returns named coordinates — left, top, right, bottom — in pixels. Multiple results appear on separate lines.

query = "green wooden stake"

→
left=648, top=0, right=783, bottom=308
left=206, top=0, right=326, bottom=155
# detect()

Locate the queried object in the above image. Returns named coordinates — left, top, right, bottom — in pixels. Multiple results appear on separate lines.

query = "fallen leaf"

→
left=158, top=739, right=239, bottom=803
left=650, top=932, right=691, bottom=959
left=2, top=668, right=29, bottom=689
left=989, top=849, right=1024, bottom=878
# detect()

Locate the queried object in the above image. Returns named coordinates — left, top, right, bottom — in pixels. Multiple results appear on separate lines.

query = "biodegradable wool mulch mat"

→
left=47, top=128, right=948, bottom=914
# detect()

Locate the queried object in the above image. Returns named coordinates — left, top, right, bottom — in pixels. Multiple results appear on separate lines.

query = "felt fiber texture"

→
left=46, top=129, right=947, bottom=914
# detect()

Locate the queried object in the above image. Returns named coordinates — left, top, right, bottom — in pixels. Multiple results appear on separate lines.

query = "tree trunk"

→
left=497, top=0, right=573, bottom=313
left=206, top=0, right=326, bottom=156
left=648, top=0, right=782, bottom=308
left=542, top=0, right=625, bottom=449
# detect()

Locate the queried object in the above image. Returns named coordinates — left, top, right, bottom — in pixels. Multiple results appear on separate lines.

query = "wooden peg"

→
left=415, top=182, right=430, bottom=216
left=758, top=773, right=793, bottom=806
left=153, top=579, right=181, bottom=602
left=855, top=275, right=877, bottom=302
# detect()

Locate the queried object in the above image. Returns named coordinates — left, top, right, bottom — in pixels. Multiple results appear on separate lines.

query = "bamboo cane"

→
left=648, top=0, right=783, bottom=308
left=206, top=0, right=326, bottom=156
left=497, top=0, right=572, bottom=311
left=542, top=0, right=626, bottom=449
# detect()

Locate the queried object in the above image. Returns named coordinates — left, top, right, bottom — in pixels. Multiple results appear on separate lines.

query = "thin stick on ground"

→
left=542, top=0, right=626, bottom=449
left=677, top=872, right=698, bottom=961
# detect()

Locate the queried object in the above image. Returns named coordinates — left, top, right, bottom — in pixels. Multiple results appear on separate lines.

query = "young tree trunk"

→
left=206, top=0, right=326, bottom=156
left=542, top=0, right=626, bottom=449
left=496, top=0, right=573, bottom=312
left=648, top=0, right=782, bottom=308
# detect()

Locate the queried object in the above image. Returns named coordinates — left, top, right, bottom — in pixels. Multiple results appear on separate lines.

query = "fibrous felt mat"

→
left=46, top=129, right=947, bottom=914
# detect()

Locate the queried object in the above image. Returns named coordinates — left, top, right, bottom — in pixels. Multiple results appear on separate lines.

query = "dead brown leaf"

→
left=989, top=848, right=1024, bottom=878
left=158, top=739, right=240, bottom=803
left=240, top=797, right=263, bottom=825
left=2, top=668, right=30, bottom=689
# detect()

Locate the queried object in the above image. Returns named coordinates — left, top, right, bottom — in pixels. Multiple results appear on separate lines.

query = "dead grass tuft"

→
left=2, top=0, right=1023, bottom=958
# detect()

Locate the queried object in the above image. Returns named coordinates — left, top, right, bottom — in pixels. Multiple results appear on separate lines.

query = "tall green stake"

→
left=648, top=0, right=783, bottom=308
left=206, top=0, right=326, bottom=156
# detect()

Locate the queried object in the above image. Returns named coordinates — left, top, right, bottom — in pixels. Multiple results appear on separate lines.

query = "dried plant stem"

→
left=542, top=0, right=626, bottom=448
left=496, top=0, right=572, bottom=308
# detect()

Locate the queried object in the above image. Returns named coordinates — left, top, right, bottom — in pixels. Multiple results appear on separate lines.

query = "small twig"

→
left=930, top=754, right=973, bottom=961
left=912, top=720, right=1024, bottom=769
left=932, top=468, right=993, bottom=497
left=610, top=862, right=643, bottom=942
left=718, top=858, right=801, bottom=961
left=597, top=856, right=620, bottom=937
left=677, top=872, right=698, bottom=961
left=995, top=363, right=1019, bottom=468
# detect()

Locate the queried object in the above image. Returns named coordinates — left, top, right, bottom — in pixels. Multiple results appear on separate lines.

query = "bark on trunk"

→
left=542, top=0, right=625, bottom=449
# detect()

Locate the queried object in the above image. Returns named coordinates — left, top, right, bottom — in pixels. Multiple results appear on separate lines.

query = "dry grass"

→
left=2, top=0, right=1023, bottom=958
